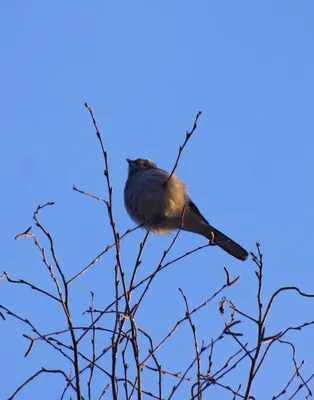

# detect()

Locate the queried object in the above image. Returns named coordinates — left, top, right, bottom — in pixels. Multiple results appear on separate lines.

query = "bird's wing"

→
left=187, top=200, right=210, bottom=225
left=187, top=200, right=248, bottom=261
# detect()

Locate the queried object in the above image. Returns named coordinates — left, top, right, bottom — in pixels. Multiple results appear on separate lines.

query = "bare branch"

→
left=179, top=288, right=202, bottom=400
left=165, top=111, right=202, bottom=187
left=15, top=226, right=32, bottom=240
left=8, top=368, right=77, bottom=400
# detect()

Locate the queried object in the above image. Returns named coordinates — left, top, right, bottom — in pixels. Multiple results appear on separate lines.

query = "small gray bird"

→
left=124, top=158, right=248, bottom=261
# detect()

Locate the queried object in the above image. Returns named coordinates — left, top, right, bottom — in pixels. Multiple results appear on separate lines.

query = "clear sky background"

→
left=1, top=1, right=314, bottom=399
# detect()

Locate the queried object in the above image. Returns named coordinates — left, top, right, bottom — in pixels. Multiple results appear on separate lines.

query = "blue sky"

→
left=1, top=1, right=314, bottom=399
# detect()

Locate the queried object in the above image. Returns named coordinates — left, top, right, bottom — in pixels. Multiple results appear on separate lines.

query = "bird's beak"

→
left=126, top=158, right=134, bottom=166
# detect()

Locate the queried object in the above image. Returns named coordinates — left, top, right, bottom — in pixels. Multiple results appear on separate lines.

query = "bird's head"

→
left=126, top=158, right=158, bottom=175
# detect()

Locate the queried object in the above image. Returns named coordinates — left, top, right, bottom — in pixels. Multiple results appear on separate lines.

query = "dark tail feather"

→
left=183, top=200, right=248, bottom=261
left=206, top=225, right=248, bottom=261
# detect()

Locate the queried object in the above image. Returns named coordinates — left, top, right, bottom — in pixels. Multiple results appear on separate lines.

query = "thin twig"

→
left=243, top=243, right=264, bottom=399
left=179, top=288, right=202, bottom=400
left=8, top=368, right=77, bottom=400
left=165, top=111, right=202, bottom=187
left=33, top=203, right=82, bottom=399
left=68, top=216, right=142, bottom=285
left=3, top=272, right=61, bottom=303
left=88, top=292, right=96, bottom=400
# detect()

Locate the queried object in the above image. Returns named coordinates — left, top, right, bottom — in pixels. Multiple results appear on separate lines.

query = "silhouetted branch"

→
left=179, top=288, right=202, bottom=400
left=32, top=203, right=82, bottom=400
left=3, top=271, right=61, bottom=303
left=8, top=368, right=76, bottom=400
left=88, top=292, right=96, bottom=400
left=165, top=111, right=202, bottom=187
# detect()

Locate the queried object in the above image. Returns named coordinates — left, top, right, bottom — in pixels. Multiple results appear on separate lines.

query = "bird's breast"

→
left=124, top=169, right=188, bottom=226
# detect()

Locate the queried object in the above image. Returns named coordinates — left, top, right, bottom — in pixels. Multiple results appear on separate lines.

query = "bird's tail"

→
left=182, top=200, right=248, bottom=261
left=205, top=225, right=248, bottom=261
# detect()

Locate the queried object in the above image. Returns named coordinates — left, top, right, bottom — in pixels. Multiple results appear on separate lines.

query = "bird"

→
left=124, top=158, right=248, bottom=261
